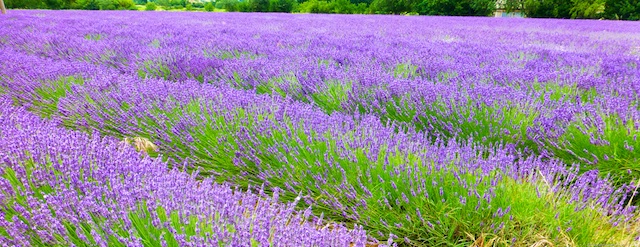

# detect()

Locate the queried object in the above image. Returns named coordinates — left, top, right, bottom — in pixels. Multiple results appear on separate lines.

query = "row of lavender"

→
left=0, top=97, right=369, bottom=246
left=1, top=10, right=640, bottom=245
left=2, top=47, right=640, bottom=245
left=2, top=11, right=639, bottom=184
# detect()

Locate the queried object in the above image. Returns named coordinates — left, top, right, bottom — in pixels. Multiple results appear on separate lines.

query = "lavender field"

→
left=1, top=10, right=640, bottom=246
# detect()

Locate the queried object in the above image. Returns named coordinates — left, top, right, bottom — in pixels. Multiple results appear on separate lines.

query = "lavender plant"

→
left=0, top=98, right=369, bottom=246
left=2, top=10, right=640, bottom=246
left=10, top=71, right=639, bottom=245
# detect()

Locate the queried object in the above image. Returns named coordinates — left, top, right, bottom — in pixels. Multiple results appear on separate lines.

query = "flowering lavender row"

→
left=2, top=10, right=640, bottom=245
left=1, top=11, right=639, bottom=184
left=0, top=98, right=369, bottom=246
left=6, top=58, right=640, bottom=244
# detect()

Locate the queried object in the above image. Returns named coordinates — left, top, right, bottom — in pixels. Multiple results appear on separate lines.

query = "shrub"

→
left=145, top=1, right=157, bottom=10
left=204, top=2, right=214, bottom=11
left=115, top=0, right=135, bottom=9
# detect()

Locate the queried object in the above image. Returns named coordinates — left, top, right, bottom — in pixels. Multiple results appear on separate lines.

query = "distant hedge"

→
left=4, top=0, right=640, bottom=20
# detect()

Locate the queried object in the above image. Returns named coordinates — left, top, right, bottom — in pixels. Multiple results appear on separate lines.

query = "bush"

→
left=145, top=1, right=157, bottom=10
left=417, top=0, right=496, bottom=16
left=204, top=2, right=214, bottom=11
left=604, top=0, right=639, bottom=20
left=115, top=0, right=135, bottom=9
left=98, top=0, right=116, bottom=10
left=523, top=0, right=572, bottom=18
left=185, top=3, right=193, bottom=10
left=268, top=0, right=296, bottom=12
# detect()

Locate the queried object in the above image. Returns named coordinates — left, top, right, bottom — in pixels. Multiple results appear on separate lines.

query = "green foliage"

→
left=145, top=1, right=156, bottom=10
left=394, top=62, right=419, bottom=79
left=570, top=0, right=605, bottom=18
left=604, top=0, right=640, bottom=20
left=248, top=0, right=270, bottom=12
left=153, top=0, right=168, bottom=6
left=5, top=0, right=134, bottom=9
left=369, top=0, right=418, bottom=14
left=296, top=0, right=365, bottom=13
left=268, top=0, right=296, bottom=12
left=204, top=2, right=214, bottom=11
left=170, top=0, right=186, bottom=7
left=523, top=0, right=572, bottom=18
left=6, top=0, right=47, bottom=8
left=417, top=0, right=497, bottom=16
left=3, top=0, right=636, bottom=19
left=97, top=0, right=115, bottom=9
left=502, top=0, right=525, bottom=12
left=546, top=112, right=640, bottom=186
left=43, top=0, right=65, bottom=9
left=216, top=0, right=238, bottom=11
left=29, top=76, right=85, bottom=119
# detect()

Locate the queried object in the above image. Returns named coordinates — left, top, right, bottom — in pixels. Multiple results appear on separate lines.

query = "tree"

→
left=269, top=0, right=296, bottom=12
left=169, top=0, right=184, bottom=7
left=204, top=1, right=214, bottom=11
left=115, top=0, right=134, bottom=9
left=0, top=0, right=5, bottom=13
left=154, top=0, right=169, bottom=7
left=418, top=0, right=496, bottom=16
left=296, top=0, right=334, bottom=13
left=216, top=0, right=239, bottom=11
left=97, top=0, right=116, bottom=9
left=145, top=1, right=156, bottom=10
left=249, top=0, right=270, bottom=11
left=502, top=0, right=524, bottom=12
left=44, top=0, right=64, bottom=9
left=570, top=0, right=605, bottom=18
left=370, top=0, right=417, bottom=14
left=6, top=0, right=45, bottom=8
left=604, top=0, right=640, bottom=20
left=523, top=0, right=572, bottom=18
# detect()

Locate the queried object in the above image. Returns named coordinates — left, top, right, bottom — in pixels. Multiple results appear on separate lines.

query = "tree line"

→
left=4, top=0, right=640, bottom=20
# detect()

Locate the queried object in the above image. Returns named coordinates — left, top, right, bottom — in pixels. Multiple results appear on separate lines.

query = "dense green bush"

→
left=569, top=0, right=605, bottom=18
left=295, top=0, right=366, bottom=13
left=417, top=0, right=496, bottom=16
left=522, top=0, right=572, bottom=18
left=604, top=0, right=640, bottom=20
left=115, top=0, right=135, bottom=9
left=369, top=0, right=417, bottom=14
left=3, top=0, right=639, bottom=20
left=204, top=2, right=214, bottom=11
left=268, top=0, right=296, bottom=12
left=145, top=1, right=157, bottom=10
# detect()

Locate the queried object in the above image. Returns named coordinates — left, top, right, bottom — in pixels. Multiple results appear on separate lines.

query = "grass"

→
left=30, top=76, right=85, bottom=119
left=544, top=112, right=640, bottom=186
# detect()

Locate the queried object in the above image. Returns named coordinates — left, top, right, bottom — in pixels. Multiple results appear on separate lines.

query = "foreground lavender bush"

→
left=0, top=98, right=369, bottom=246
